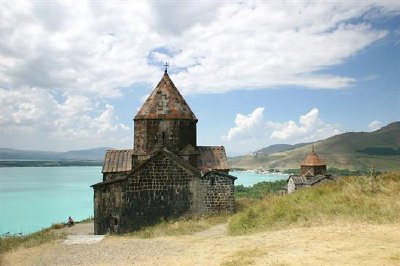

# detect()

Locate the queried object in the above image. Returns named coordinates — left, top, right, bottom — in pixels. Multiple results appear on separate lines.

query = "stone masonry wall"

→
left=301, top=165, right=327, bottom=176
left=94, top=154, right=235, bottom=234
left=134, top=119, right=196, bottom=155
left=121, top=152, right=197, bottom=232
left=93, top=180, right=126, bottom=235
left=195, top=172, right=235, bottom=214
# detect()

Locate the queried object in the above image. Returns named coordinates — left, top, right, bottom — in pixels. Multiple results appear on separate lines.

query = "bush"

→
left=51, top=223, right=65, bottom=229
left=235, top=179, right=287, bottom=199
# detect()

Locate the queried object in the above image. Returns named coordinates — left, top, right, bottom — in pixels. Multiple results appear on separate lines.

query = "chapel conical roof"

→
left=134, top=71, right=197, bottom=120
left=301, top=146, right=326, bottom=166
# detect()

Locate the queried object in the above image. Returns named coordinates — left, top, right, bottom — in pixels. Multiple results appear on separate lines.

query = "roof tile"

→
left=102, top=149, right=133, bottom=173
left=301, top=149, right=326, bottom=166
left=134, top=72, right=197, bottom=120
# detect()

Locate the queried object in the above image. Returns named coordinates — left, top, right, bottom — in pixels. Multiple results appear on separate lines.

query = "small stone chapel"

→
left=287, top=146, right=335, bottom=194
left=91, top=67, right=236, bottom=234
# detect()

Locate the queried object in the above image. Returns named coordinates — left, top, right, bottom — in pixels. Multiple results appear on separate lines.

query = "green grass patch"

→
left=229, top=173, right=400, bottom=235
left=0, top=227, right=66, bottom=255
left=235, top=179, right=287, bottom=199
left=126, top=214, right=229, bottom=238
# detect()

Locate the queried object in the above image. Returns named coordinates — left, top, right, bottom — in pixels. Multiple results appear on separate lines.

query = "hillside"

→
left=253, top=143, right=309, bottom=155
left=0, top=147, right=111, bottom=161
left=229, top=121, right=400, bottom=171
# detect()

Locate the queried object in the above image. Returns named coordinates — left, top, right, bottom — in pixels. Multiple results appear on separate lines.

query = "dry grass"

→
left=221, top=247, right=268, bottom=266
left=126, top=214, right=229, bottom=238
left=0, top=216, right=93, bottom=255
left=229, top=173, right=400, bottom=235
left=51, top=223, right=65, bottom=229
left=0, top=228, right=66, bottom=256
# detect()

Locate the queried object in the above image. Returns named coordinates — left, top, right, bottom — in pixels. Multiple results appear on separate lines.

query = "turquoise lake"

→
left=0, top=167, right=287, bottom=235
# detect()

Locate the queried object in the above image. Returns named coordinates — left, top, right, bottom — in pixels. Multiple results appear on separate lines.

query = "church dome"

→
left=301, top=146, right=326, bottom=166
left=134, top=72, right=197, bottom=121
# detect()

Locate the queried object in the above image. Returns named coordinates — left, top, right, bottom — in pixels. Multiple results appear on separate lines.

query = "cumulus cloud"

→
left=1, top=1, right=397, bottom=97
left=1, top=87, right=130, bottom=150
left=268, top=108, right=342, bottom=142
left=1, top=1, right=162, bottom=98
left=222, top=107, right=265, bottom=140
left=368, top=120, right=382, bottom=131
left=1, top=1, right=398, bottom=150
left=222, top=107, right=342, bottom=154
left=149, top=1, right=221, bottom=35
left=1, top=87, right=59, bottom=133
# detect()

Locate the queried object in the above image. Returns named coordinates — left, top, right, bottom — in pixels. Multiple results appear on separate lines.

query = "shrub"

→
left=235, top=179, right=287, bottom=199
left=51, top=223, right=65, bottom=229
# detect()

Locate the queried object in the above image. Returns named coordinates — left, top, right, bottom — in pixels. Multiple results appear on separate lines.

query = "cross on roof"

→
left=163, top=62, right=169, bottom=73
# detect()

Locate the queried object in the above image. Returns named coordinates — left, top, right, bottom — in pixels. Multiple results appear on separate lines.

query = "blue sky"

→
left=1, top=1, right=399, bottom=155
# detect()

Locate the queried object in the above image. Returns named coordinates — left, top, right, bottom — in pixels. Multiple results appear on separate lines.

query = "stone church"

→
left=287, top=146, right=335, bottom=194
left=91, top=68, right=236, bottom=234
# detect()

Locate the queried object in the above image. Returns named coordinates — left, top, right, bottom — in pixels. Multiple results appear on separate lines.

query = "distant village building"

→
left=287, top=146, right=335, bottom=194
left=91, top=68, right=236, bottom=234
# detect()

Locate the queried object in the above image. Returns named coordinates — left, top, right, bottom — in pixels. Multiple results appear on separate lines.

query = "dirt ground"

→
left=2, top=222, right=400, bottom=266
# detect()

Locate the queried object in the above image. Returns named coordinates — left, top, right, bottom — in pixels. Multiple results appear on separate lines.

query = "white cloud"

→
left=1, top=1, right=398, bottom=150
left=1, top=87, right=59, bottom=133
left=222, top=107, right=342, bottom=154
left=269, top=108, right=342, bottom=142
left=222, top=107, right=265, bottom=140
left=1, top=1, right=161, bottom=98
left=1, top=1, right=397, bottom=97
left=1, top=87, right=131, bottom=150
left=169, top=2, right=393, bottom=94
left=368, top=120, right=382, bottom=131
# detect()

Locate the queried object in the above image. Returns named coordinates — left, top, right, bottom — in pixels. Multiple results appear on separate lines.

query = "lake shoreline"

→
left=0, top=160, right=103, bottom=167
left=1, top=166, right=287, bottom=235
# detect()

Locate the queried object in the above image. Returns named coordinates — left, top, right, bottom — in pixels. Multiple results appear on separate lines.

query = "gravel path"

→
left=3, top=222, right=400, bottom=265
left=59, top=222, right=94, bottom=235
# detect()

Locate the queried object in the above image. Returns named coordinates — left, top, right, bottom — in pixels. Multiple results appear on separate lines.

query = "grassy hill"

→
left=230, top=172, right=400, bottom=235
left=229, top=121, right=400, bottom=171
left=253, top=143, right=309, bottom=155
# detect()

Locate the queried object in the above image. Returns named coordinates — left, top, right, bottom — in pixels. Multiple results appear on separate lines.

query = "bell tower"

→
left=133, top=67, right=197, bottom=159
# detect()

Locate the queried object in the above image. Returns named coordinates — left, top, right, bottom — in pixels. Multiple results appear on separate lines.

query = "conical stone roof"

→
left=134, top=72, right=197, bottom=120
left=301, top=146, right=326, bottom=166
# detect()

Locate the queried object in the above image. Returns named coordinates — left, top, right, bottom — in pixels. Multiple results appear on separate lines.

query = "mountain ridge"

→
left=229, top=121, right=400, bottom=171
left=0, top=147, right=112, bottom=161
left=253, top=143, right=310, bottom=155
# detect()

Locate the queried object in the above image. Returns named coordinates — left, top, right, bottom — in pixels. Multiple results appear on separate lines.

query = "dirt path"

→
left=59, top=222, right=94, bottom=235
left=3, top=222, right=400, bottom=265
